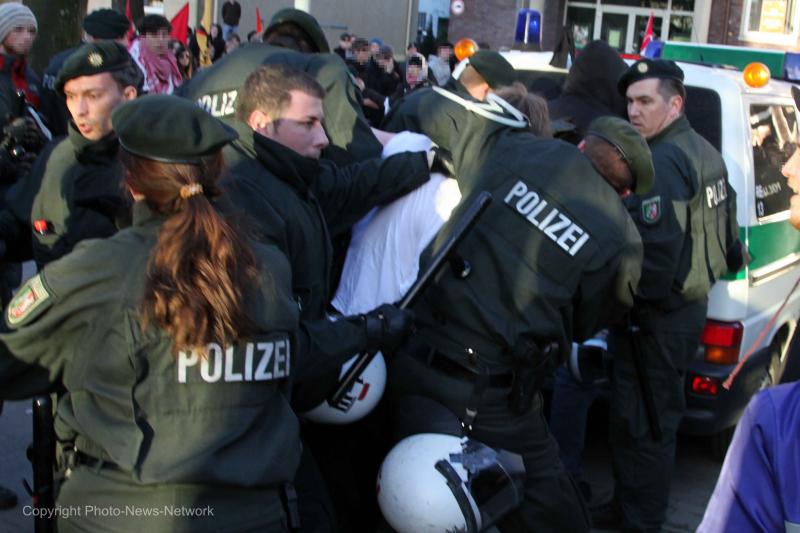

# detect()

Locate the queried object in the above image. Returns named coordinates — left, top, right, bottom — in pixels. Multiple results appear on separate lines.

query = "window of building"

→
left=742, top=0, right=800, bottom=44
left=565, top=1, right=696, bottom=53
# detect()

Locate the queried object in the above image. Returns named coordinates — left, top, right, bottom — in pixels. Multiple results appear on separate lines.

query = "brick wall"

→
left=706, top=0, right=800, bottom=51
left=447, top=0, right=518, bottom=50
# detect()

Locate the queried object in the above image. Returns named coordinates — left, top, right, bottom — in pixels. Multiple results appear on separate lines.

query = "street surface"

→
left=1, top=396, right=722, bottom=532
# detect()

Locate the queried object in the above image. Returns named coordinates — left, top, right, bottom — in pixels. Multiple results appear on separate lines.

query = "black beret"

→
left=82, top=9, right=130, bottom=40
left=55, top=41, right=133, bottom=97
left=587, top=116, right=654, bottom=195
left=267, top=8, right=330, bottom=53
left=112, top=95, right=238, bottom=164
left=467, top=50, right=515, bottom=89
left=618, top=59, right=684, bottom=95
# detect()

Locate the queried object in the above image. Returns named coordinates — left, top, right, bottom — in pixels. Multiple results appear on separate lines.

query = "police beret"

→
left=586, top=116, right=654, bottom=195
left=266, top=8, right=330, bottom=54
left=617, top=59, right=684, bottom=95
left=82, top=9, right=130, bottom=40
left=112, top=95, right=238, bottom=164
left=55, top=41, right=133, bottom=97
left=466, top=50, right=515, bottom=89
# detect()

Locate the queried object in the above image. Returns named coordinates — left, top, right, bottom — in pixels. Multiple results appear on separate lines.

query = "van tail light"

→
left=701, top=320, right=743, bottom=364
left=691, top=375, right=720, bottom=396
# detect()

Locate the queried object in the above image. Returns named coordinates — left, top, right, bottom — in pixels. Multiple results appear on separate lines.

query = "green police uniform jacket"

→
left=381, top=76, right=472, bottom=133
left=405, top=89, right=644, bottom=367
left=0, top=125, right=126, bottom=268
left=221, top=121, right=430, bottom=389
left=623, top=115, right=738, bottom=313
left=176, top=43, right=381, bottom=166
left=0, top=201, right=301, bottom=488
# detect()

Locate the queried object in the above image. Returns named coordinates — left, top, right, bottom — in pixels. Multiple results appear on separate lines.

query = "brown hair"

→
left=121, top=150, right=258, bottom=353
left=263, top=22, right=314, bottom=53
left=235, top=64, right=325, bottom=123
left=495, top=82, right=551, bottom=138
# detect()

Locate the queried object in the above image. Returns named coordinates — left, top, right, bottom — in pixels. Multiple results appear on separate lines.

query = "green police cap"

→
left=112, top=95, right=238, bottom=164
left=467, top=50, right=515, bottom=89
left=617, top=58, right=684, bottom=96
left=586, top=116, right=654, bottom=195
left=82, top=8, right=130, bottom=40
left=266, top=8, right=330, bottom=53
left=55, top=41, right=133, bottom=97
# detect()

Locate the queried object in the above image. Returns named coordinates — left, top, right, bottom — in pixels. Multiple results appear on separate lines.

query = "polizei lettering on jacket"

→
left=177, top=338, right=290, bottom=383
left=196, top=90, right=238, bottom=118
left=705, top=177, right=728, bottom=208
left=503, top=180, right=590, bottom=257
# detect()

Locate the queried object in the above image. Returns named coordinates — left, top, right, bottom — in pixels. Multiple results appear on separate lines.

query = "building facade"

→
left=447, top=0, right=800, bottom=54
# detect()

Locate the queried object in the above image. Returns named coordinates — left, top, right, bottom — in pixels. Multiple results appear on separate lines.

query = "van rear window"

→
left=685, top=86, right=722, bottom=152
left=750, top=103, right=797, bottom=220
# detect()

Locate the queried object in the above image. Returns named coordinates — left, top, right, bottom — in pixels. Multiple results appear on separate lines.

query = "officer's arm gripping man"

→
left=314, top=150, right=431, bottom=236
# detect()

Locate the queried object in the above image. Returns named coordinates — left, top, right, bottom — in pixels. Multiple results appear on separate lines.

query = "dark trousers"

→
left=389, top=350, right=590, bottom=533
left=607, top=303, right=706, bottom=532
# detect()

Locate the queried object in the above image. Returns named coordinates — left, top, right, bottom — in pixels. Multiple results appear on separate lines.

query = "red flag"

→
left=170, top=3, right=190, bottom=45
left=256, top=7, right=263, bottom=34
left=640, top=12, right=654, bottom=55
left=125, top=0, right=135, bottom=41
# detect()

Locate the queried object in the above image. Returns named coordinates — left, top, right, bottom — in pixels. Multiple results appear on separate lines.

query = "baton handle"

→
left=328, top=191, right=493, bottom=406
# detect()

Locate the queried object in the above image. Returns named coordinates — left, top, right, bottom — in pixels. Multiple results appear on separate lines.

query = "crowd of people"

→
left=0, top=2, right=796, bottom=532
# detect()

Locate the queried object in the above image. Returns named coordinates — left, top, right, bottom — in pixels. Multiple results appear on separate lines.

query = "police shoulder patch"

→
left=641, top=196, right=662, bottom=224
left=7, top=274, right=51, bottom=326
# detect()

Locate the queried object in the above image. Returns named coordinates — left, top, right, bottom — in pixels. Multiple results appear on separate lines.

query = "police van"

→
left=504, top=45, right=800, bottom=458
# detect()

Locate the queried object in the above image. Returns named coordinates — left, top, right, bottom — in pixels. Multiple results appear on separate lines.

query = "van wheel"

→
left=708, top=425, right=735, bottom=462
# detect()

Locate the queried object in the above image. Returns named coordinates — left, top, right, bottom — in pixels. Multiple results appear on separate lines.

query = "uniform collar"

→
left=648, top=114, right=691, bottom=145
left=131, top=200, right=167, bottom=228
left=68, top=123, right=119, bottom=164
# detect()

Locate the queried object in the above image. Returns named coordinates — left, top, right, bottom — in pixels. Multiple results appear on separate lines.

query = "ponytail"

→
left=121, top=150, right=258, bottom=353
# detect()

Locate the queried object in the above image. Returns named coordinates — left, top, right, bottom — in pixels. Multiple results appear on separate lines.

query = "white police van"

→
left=504, top=46, right=800, bottom=458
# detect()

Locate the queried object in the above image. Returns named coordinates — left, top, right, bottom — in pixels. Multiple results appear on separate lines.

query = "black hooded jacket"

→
left=548, top=40, right=628, bottom=144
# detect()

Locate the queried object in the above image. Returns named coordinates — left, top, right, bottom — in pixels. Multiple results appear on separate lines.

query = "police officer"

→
left=177, top=8, right=381, bottom=166
left=386, top=75, right=643, bottom=531
left=39, top=8, right=131, bottom=138
left=590, top=59, right=742, bottom=532
left=382, top=49, right=516, bottom=133
left=0, top=41, right=142, bottom=269
left=223, top=63, right=423, bottom=531
left=0, top=95, right=302, bottom=532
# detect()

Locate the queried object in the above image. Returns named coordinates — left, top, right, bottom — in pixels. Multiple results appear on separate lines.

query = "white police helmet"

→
left=377, top=433, right=525, bottom=533
left=568, top=336, right=610, bottom=386
left=301, top=352, right=386, bottom=424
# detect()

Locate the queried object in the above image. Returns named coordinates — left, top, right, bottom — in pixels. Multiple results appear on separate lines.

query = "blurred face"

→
left=143, top=28, right=171, bottom=56
left=781, top=146, right=800, bottom=229
left=256, top=90, right=329, bottom=159
left=406, top=64, right=421, bottom=86
left=355, top=47, right=370, bottom=64
left=369, top=42, right=380, bottom=56
left=2, top=25, right=36, bottom=56
left=64, top=72, right=135, bottom=141
left=626, top=78, right=681, bottom=139
left=438, top=46, right=452, bottom=60
left=226, top=38, right=239, bottom=53
left=210, top=25, right=220, bottom=38
left=178, top=50, right=191, bottom=66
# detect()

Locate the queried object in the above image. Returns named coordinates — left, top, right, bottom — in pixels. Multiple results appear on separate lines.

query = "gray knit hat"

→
left=0, top=3, right=37, bottom=45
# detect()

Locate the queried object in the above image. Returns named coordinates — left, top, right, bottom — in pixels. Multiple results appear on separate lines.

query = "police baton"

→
left=25, top=395, right=55, bottom=533
left=328, top=191, right=493, bottom=407
left=628, top=322, right=662, bottom=441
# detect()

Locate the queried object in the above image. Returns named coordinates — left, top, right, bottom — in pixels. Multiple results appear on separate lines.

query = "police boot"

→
left=0, top=484, right=17, bottom=509
left=590, top=499, right=622, bottom=530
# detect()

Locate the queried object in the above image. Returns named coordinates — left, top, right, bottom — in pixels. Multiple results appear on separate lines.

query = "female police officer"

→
left=0, top=95, right=301, bottom=532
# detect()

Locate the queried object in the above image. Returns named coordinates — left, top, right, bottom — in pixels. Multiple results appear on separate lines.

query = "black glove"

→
left=429, top=146, right=455, bottom=178
left=362, top=303, right=415, bottom=353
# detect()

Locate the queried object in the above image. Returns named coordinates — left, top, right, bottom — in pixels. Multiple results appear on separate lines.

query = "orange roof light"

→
left=743, top=62, right=770, bottom=88
left=454, top=38, right=479, bottom=61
